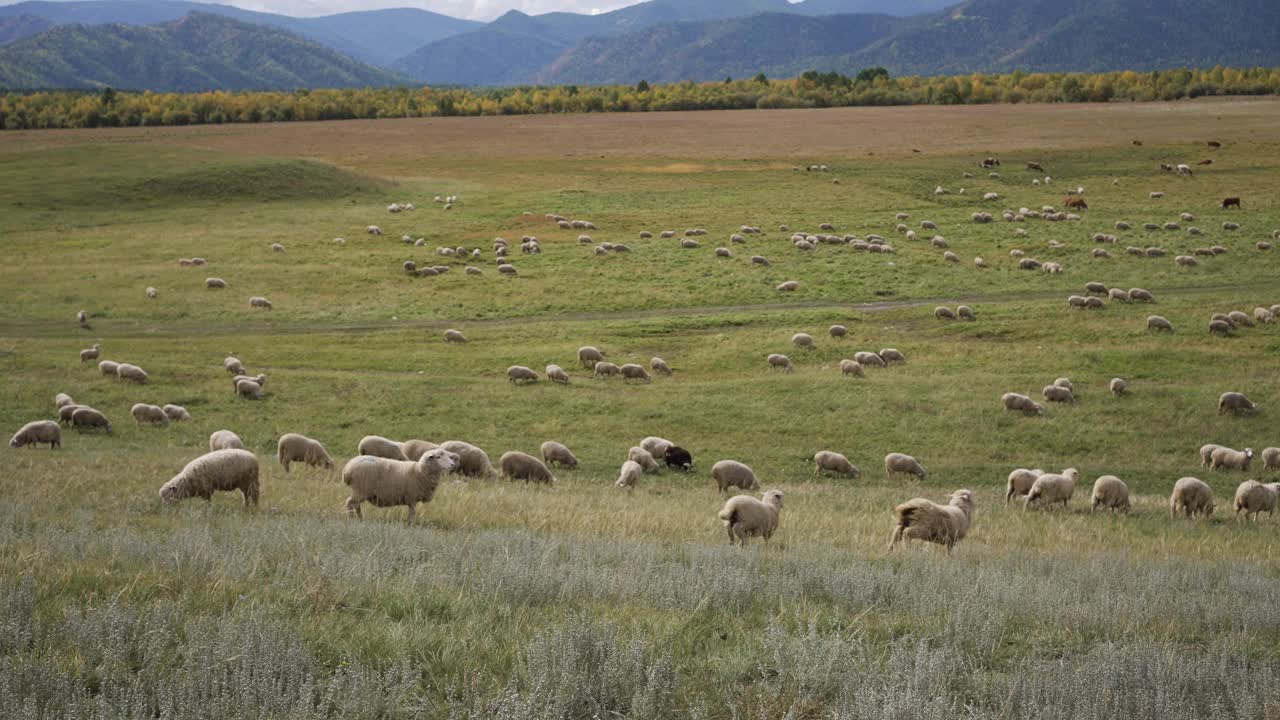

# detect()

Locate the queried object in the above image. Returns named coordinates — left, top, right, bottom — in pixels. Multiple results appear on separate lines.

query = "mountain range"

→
left=1, top=0, right=1278, bottom=91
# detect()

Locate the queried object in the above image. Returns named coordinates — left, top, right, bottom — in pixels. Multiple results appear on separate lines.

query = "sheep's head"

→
left=9, top=434, right=21, bottom=448
left=159, top=478, right=182, bottom=503
left=951, top=489, right=974, bottom=509
left=1245, top=448, right=1255, bottom=459
left=422, top=449, right=459, bottom=474
left=762, top=489, right=784, bottom=509
left=1063, top=468, right=1079, bottom=481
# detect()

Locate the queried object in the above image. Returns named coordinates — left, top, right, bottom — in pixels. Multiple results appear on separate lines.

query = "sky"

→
left=0, top=0, right=673, bottom=20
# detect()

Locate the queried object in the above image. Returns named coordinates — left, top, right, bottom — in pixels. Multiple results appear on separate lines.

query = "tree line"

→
left=3, top=66, right=1278, bottom=130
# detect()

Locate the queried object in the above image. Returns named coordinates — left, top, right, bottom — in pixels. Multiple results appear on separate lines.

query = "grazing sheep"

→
left=342, top=448, right=458, bottom=522
left=224, top=356, right=246, bottom=375
left=160, top=449, right=259, bottom=507
left=1208, top=319, right=1233, bottom=336
left=54, top=393, right=74, bottom=409
left=956, top=305, right=976, bottom=321
left=497, top=264, right=517, bottom=276
left=1261, top=446, right=1279, bottom=470
left=546, top=364, right=570, bottom=384
left=712, top=460, right=758, bottom=492
left=235, top=379, right=262, bottom=400
left=465, top=266, right=482, bottom=275
left=1108, top=288, right=1131, bottom=303
left=157, top=404, right=190, bottom=422
left=130, top=403, right=169, bottom=426
left=1211, top=446, right=1255, bottom=472
left=878, top=348, right=906, bottom=365
left=1042, top=385, right=1074, bottom=404
left=681, top=239, right=700, bottom=249
left=718, top=489, right=784, bottom=546
left=974, top=257, right=988, bottom=268
left=665, top=446, right=693, bottom=471
left=246, top=296, right=273, bottom=310
left=1110, top=378, right=1127, bottom=396
left=854, top=351, right=886, bottom=369
left=889, top=489, right=974, bottom=551
left=230, top=374, right=267, bottom=391
left=640, top=436, right=673, bottom=460
left=1005, top=468, right=1044, bottom=504
left=650, top=357, right=672, bottom=376
left=1129, top=288, right=1154, bottom=303
left=593, top=361, right=621, bottom=378
left=620, top=364, right=652, bottom=383
left=358, top=435, right=407, bottom=461
left=1199, top=443, right=1224, bottom=468
left=116, top=364, right=149, bottom=384
left=884, top=453, right=927, bottom=481
left=1234, top=480, right=1280, bottom=521
left=9, top=420, right=61, bottom=449
left=935, top=306, right=957, bottom=321
left=777, top=281, right=799, bottom=292
left=1091, top=475, right=1131, bottom=513
left=1002, top=392, right=1044, bottom=415
left=271, top=243, right=285, bottom=253
left=1228, top=310, right=1253, bottom=328
left=615, top=460, right=643, bottom=488
left=400, top=439, right=440, bottom=461
left=77, top=310, right=88, bottom=325
left=1025, top=469, right=1079, bottom=510
left=507, top=365, right=539, bottom=384
left=540, top=441, right=578, bottom=469
left=69, top=407, right=111, bottom=433
left=1218, top=392, right=1258, bottom=415
left=616, top=449, right=655, bottom=477
left=1254, top=307, right=1275, bottom=324
left=209, top=430, right=242, bottom=451
left=577, top=346, right=605, bottom=368
left=440, top=441, right=497, bottom=478
left=1019, top=258, right=1042, bottom=271
left=751, top=255, right=769, bottom=266
left=444, top=329, right=467, bottom=344
left=943, top=251, right=960, bottom=263
left=499, top=451, right=557, bottom=484
left=1084, top=297, right=1104, bottom=309
left=814, top=451, right=860, bottom=478
left=1170, top=477, right=1215, bottom=518
left=277, top=433, right=333, bottom=472
left=1176, top=255, right=1200, bottom=268
left=767, top=354, right=794, bottom=373
left=839, top=359, right=864, bottom=378
left=206, top=278, right=227, bottom=289
left=80, top=344, right=101, bottom=363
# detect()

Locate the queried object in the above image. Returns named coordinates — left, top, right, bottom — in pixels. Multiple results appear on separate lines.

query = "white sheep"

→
left=224, top=356, right=246, bottom=375
left=640, top=436, right=673, bottom=460
left=615, top=460, right=643, bottom=489
left=1218, top=392, right=1258, bottom=415
left=206, top=278, right=227, bottom=289
left=400, top=439, right=440, bottom=461
left=935, top=306, right=957, bottom=321
left=70, top=407, right=111, bottom=433
left=444, top=329, right=467, bottom=344
left=235, top=379, right=262, bottom=400
left=357, top=435, right=407, bottom=461
left=1110, top=378, right=1127, bottom=396
left=1005, top=468, right=1044, bottom=504
left=1170, top=477, right=1214, bottom=518
left=791, top=333, right=815, bottom=350
left=884, top=453, right=926, bottom=481
left=249, top=296, right=273, bottom=310
left=342, top=448, right=458, bottom=522
left=1002, top=392, right=1044, bottom=415
left=441, top=440, right=497, bottom=478
left=1025, top=468, right=1079, bottom=510
left=957, top=305, right=975, bottom=321
left=620, top=364, right=651, bottom=383
left=650, top=357, right=672, bottom=376
left=1264, top=447, right=1280, bottom=470
left=507, top=365, right=539, bottom=384
left=499, top=451, right=557, bottom=484
left=162, top=404, right=191, bottom=422
left=160, top=449, right=259, bottom=506
left=116, top=363, right=148, bottom=384
left=277, top=433, right=334, bottom=472
left=711, top=460, right=759, bottom=493
left=1042, top=385, right=1074, bottom=404
left=1234, top=480, right=1280, bottom=521
left=593, top=361, right=621, bottom=378
left=546, top=364, right=570, bottom=384
left=777, top=281, right=799, bottom=292
left=79, top=344, right=101, bottom=363
left=578, top=346, right=605, bottom=368
left=627, top=446, right=659, bottom=474
left=889, top=489, right=973, bottom=551
left=718, top=489, right=784, bottom=546
left=878, top=348, right=906, bottom=365
left=767, top=353, right=793, bottom=373
left=540, top=441, right=578, bottom=469
left=9, top=420, right=61, bottom=449
left=130, top=403, right=169, bottom=426
left=814, top=451, right=859, bottom=478
left=839, top=359, right=864, bottom=378
left=1210, top=446, right=1254, bottom=472
left=854, top=351, right=886, bottom=368
left=1147, top=315, right=1173, bottom=332
left=1091, top=475, right=1131, bottom=513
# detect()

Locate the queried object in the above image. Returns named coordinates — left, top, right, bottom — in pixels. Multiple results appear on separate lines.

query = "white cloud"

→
left=138, top=0, right=648, bottom=20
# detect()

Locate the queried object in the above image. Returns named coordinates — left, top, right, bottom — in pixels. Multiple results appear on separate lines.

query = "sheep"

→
left=935, top=306, right=957, bottom=321
left=711, top=460, right=758, bottom=492
left=615, top=460, right=643, bottom=489
left=718, top=489, right=784, bottom=546
left=1150, top=192, right=1165, bottom=199
left=398, top=439, right=439, bottom=462
left=498, top=265, right=517, bottom=276
left=1025, top=468, right=1079, bottom=510
left=578, top=346, right=605, bottom=368
left=131, top=403, right=169, bottom=426
left=96, top=362, right=113, bottom=379
left=77, top=310, right=88, bottom=325
left=1211, top=447, right=1255, bottom=472
left=943, top=251, right=960, bottom=263
left=358, top=435, right=407, bottom=461
left=1209, top=319, right=1233, bottom=336
left=878, top=348, right=906, bottom=365
left=440, top=440, right=497, bottom=478
left=814, top=451, right=860, bottom=478
left=444, top=329, right=467, bottom=344
left=69, top=407, right=111, bottom=433
left=160, top=449, right=259, bottom=507
left=1092, top=249, right=1112, bottom=258
left=1170, top=477, right=1215, bottom=518
left=54, top=393, right=75, bottom=409
left=80, top=343, right=101, bottom=363
left=403, top=261, right=418, bottom=274
left=540, top=441, right=578, bottom=469
left=1084, top=297, right=1104, bottom=309
left=665, top=446, right=693, bottom=471
left=1042, top=385, right=1075, bottom=404
left=593, top=361, right=621, bottom=379
left=499, top=451, right=557, bottom=484
left=1223, top=221, right=1241, bottom=231
left=957, top=305, right=976, bottom=321
left=1019, top=258, right=1042, bottom=271
left=1083, top=281, right=1109, bottom=295
left=650, top=357, right=672, bottom=376
left=57, top=404, right=83, bottom=425
left=777, top=281, right=799, bottom=292
left=1255, top=307, right=1275, bottom=324
left=751, top=255, right=769, bottom=266
left=884, top=452, right=927, bottom=481
left=116, top=364, right=148, bottom=384
left=620, top=364, right=651, bottom=383
left=205, top=430, right=242, bottom=452
left=640, top=436, right=673, bottom=459
left=1234, top=480, right=1280, bottom=521
left=627, top=446, right=660, bottom=474
left=1005, top=468, right=1044, bottom=504
left=1110, top=378, right=1128, bottom=396
left=1091, top=475, right=1131, bottom=513
left=767, top=354, right=794, bottom=373
left=235, top=379, right=262, bottom=400
left=1129, top=288, right=1155, bottom=303
left=681, top=239, right=700, bottom=249
left=974, top=257, right=988, bottom=268
left=231, top=374, right=267, bottom=391
left=206, top=278, right=227, bottom=289
left=465, top=266, right=482, bottom=276
left=546, top=364, right=570, bottom=384
left=714, top=247, right=732, bottom=258
left=1199, top=443, right=1223, bottom=468
left=1218, top=392, right=1258, bottom=415
left=342, top=448, right=458, bottom=522
left=888, top=489, right=974, bottom=551
left=1002, top=392, right=1044, bottom=415
left=1176, top=255, right=1200, bottom=268
left=367, top=225, right=382, bottom=235
left=276, top=433, right=333, bottom=473
left=1228, top=310, right=1253, bottom=328
left=9, top=420, right=60, bottom=449
left=840, top=359, right=864, bottom=378
left=271, top=242, right=286, bottom=253
left=1108, top=289, right=1131, bottom=303
left=248, top=296, right=273, bottom=310
left=853, top=351, right=885, bottom=369
left=224, top=356, right=246, bottom=375
left=507, top=365, right=539, bottom=384
left=1262, top=446, right=1279, bottom=470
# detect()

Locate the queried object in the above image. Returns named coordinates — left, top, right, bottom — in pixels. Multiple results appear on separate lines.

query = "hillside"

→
left=0, top=13, right=407, bottom=91
left=0, top=1, right=480, bottom=65
left=0, top=13, right=51, bottom=44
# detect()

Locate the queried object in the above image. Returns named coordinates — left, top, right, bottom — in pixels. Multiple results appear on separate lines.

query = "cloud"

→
left=169, top=0, right=646, bottom=20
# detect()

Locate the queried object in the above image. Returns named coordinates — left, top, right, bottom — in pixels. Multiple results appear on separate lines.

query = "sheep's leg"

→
left=406, top=503, right=416, bottom=524
left=725, top=524, right=736, bottom=545
left=346, top=498, right=362, bottom=519
left=888, top=525, right=904, bottom=550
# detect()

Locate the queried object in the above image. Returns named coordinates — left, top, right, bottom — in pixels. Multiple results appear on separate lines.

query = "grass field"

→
left=2, top=98, right=1280, bottom=719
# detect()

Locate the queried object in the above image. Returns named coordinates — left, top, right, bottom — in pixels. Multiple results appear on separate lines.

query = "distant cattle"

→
left=980, top=157, right=1000, bottom=169
left=1064, top=197, right=1088, bottom=210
